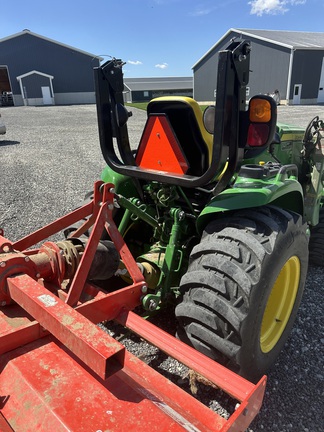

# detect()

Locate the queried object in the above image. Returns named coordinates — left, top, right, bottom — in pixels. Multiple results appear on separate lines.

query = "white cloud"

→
left=128, top=60, right=142, bottom=65
left=190, top=7, right=214, bottom=16
left=152, top=0, right=182, bottom=5
left=249, top=0, right=306, bottom=16
left=155, top=62, right=168, bottom=69
left=189, top=1, right=239, bottom=17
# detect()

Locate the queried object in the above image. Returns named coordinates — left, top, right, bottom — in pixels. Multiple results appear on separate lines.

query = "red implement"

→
left=0, top=182, right=266, bottom=431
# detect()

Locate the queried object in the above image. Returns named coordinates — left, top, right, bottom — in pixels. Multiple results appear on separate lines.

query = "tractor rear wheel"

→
left=175, top=206, right=308, bottom=382
left=309, top=206, right=324, bottom=266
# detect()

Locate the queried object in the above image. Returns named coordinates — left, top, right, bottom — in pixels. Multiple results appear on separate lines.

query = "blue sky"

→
left=1, top=0, right=323, bottom=77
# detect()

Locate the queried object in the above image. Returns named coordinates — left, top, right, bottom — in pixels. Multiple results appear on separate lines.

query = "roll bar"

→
left=94, top=39, right=251, bottom=191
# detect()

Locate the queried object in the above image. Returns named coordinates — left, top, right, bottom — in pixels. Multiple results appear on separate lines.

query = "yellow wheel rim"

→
left=260, top=256, right=300, bottom=353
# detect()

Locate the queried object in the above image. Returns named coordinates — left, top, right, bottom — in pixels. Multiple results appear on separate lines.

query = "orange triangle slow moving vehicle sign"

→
left=135, top=114, right=189, bottom=174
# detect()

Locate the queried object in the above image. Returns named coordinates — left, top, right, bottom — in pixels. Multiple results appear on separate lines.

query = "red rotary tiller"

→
left=0, top=181, right=266, bottom=431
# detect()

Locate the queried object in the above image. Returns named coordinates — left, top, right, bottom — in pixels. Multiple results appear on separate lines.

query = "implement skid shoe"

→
left=0, top=182, right=266, bottom=431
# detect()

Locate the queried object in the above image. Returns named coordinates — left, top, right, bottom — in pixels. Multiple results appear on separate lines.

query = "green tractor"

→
left=92, top=39, right=323, bottom=382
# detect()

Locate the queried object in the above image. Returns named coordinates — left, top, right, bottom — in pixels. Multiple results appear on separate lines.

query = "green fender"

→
left=101, top=165, right=138, bottom=198
left=197, top=177, right=304, bottom=233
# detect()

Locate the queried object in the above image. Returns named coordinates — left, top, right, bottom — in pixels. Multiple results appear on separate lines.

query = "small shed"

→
left=17, top=70, right=54, bottom=105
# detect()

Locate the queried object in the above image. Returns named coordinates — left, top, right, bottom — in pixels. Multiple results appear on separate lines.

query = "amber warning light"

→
left=136, top=115, right=189, bottom=174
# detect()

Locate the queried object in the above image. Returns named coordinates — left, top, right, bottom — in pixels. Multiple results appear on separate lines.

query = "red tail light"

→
left=247, top=124, right=270, bottom=147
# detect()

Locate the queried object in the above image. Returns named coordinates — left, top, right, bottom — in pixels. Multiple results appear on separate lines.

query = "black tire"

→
left=175, top=206, right=308, bottom=382
left=309, top=206, right=324, bottom=266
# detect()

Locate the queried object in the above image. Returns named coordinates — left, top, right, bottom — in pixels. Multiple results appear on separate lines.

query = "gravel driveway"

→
left=0, top=103, right=323, bottom=431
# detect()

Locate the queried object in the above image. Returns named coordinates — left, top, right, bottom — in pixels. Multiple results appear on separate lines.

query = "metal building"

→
left=193, top=29, right=324, bottom=105
left=0, top=30, right=102, bottom=106
left=123, top=77, right=193, bottom=103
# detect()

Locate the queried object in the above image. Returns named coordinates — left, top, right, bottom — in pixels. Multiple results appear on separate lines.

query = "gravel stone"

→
left=1, top=103, right=323, bottom=431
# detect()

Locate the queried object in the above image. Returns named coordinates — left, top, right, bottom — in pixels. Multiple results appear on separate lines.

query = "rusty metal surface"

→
left=117, top=310, right=266, bottom=431
left=0, top=337, right=227, bottom=431
left=117, top=310, right=258, bottom=402
left=0, top=411, right=14, bottom=432
left=7, top=274, right=125, bottom=380
left=0, top=288, right=264, bottom=430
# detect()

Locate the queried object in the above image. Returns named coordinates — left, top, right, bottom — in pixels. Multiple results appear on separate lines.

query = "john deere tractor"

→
left=91, top=38, right=323, bottom=382
left=3, top=38, right=324, bottom=431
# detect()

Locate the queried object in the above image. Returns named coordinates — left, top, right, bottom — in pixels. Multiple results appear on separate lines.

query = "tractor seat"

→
left=144, top=97, right=213, bottom=176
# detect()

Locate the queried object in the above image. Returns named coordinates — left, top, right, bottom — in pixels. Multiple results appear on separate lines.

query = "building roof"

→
left=16, top=70, right=54, bottom=80
left=193, top=28, right=324, bottom=69
left=124, top=77, right=193, bottom=92
left=236, top=29, right=324, bottom=49
left=0, top=29, right=103, bottom=60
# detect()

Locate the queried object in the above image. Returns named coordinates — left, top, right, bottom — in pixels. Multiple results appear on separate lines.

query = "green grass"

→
left=199, top=105, right=209, bottom=111
left=126, top=102, right=149, bottom=110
